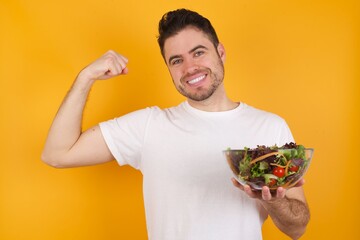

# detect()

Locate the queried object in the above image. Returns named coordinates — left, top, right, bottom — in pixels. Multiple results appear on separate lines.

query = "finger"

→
left=231, top=178, right=243, bottom=190
left=91, top=56, right=118, bottom=79
left=108, top=60, right=121, bottom=75
left=111, top=51, right=129, bottom=73
left=276, top=187, right=286, bottom=198
left=107, top=50, right=128, bottom=63
left=112, top=60, right=123, bottom=75
left=109, top=56, right=124, bottom=75
left=121, top=67, right=129, bottom=74
left=231, top=178, right=251, bottom=195
left=295, top=178, right=305, bottom=187
left=116, top=59, right=128, bottom=75
left=261, top=186, right=272, bottom=201
left=104, top=50, right=128, bottom=75
left=118, top=54, right=129, bottom=64
left=231, top=178, right=260, bottom=199
left=244, top=185, right=257, bottom=198
left=101, top=61, right=122, bottom=78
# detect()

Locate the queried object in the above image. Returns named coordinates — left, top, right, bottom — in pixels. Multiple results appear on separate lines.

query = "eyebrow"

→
left=167, top=45, right=208, bottom=65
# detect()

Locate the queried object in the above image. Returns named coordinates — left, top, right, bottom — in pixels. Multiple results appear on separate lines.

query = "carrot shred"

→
left=270, top=163, right=286, bottom=168
left=249, top=151, right=287, bottom=165
left=284, top=159, right=292, bottom=176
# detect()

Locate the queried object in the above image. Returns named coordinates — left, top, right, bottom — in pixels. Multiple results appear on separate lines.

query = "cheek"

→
left=169, top=69, right=182, bottom=83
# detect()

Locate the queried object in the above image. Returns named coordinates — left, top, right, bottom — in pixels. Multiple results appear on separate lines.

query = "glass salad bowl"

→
left=224, top=143, right=314, bottom=191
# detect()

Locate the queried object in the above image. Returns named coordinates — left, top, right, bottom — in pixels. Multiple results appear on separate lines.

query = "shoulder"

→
left=241, top=103, right=286, bottom=123
left=103, top=103, right=184, bottom=124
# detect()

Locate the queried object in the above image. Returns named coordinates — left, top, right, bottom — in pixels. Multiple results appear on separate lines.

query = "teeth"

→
left=188, top=75, right=205, bottom=84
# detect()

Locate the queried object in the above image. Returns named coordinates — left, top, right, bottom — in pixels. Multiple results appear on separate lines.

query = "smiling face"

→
left=163, top=26, right=226, bottom=103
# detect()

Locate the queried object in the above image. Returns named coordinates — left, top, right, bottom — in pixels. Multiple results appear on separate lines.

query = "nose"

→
left=182, top=58, right=199, bottom=74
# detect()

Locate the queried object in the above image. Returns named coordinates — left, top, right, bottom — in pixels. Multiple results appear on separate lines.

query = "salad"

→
left=226, top=143, right=311, bottom=190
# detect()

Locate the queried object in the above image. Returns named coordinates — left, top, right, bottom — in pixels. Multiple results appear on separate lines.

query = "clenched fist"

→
left=77, top=50, right=129, bottom=82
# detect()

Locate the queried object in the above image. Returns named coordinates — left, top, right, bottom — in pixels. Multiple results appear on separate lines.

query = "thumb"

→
left=121, top=66, right=129, bottom=75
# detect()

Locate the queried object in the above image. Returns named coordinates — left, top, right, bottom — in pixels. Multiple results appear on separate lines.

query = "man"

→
left=42, top=9, right=310, bottom=240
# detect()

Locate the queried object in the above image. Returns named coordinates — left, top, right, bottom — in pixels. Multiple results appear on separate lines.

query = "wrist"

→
left=260, top=197, right=287, bottom=211
left=73, top=72, right=96, bottom=92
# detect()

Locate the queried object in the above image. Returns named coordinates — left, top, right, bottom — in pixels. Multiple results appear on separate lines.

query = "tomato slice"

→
left=273, top=167, right=285, bottom=178
left=289, top=165, right=299, bottom=172
left=268, top=178, right=277, bottom=187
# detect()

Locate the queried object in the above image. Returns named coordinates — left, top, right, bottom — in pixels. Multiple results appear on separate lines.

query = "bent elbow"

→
left=288, top=215, right=310, bottom=240
left=41, top=152, right=68, bottom=168
left=290, top=227, right=306, bottom=240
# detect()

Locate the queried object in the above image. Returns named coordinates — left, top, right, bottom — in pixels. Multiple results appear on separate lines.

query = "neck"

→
left=187, top=85, right=239, bottom=112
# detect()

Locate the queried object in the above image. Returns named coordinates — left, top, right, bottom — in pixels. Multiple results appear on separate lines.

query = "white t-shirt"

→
left=99, top=101, right=294, bottom=240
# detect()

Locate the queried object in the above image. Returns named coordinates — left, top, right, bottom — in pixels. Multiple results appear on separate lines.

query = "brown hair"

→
left=157, top=9, right=220, bottom=58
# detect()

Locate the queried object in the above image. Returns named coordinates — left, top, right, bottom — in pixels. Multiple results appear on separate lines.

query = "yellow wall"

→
left=1, top=0, right=359, bottom=239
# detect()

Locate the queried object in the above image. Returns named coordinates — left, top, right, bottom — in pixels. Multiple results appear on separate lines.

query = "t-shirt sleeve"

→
left=99, top=107, right=153, bottom=169
left=276, top=119, right=295, bottom=146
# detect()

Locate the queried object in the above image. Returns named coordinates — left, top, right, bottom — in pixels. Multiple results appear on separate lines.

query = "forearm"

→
left=41, top=75, right=94, bottom=166
left=42, top=50, right=128, bottom=167
left=262, top=196, right=310, bottom=239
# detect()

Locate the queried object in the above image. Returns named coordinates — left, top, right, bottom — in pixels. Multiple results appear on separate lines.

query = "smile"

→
left=187, top=75, right=206, bottom=85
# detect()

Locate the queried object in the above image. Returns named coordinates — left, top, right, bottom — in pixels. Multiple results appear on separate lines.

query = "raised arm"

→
left=41, top=50, right=128, bottom=168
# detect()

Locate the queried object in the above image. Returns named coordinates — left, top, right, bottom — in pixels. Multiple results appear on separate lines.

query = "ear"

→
left=217, top=43, right=226, bottom=63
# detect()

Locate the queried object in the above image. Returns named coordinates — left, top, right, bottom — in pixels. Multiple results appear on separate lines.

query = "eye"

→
left=171, top=58, right=183, bottom=66
left=194, top=50, right=205, bottom=57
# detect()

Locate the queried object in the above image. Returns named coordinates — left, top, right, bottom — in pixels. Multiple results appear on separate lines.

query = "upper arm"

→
left=54, top=125, right=114, bottom=168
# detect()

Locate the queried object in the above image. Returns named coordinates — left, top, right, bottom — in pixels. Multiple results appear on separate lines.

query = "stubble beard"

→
left=176, top=60, right=224, bottom=102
